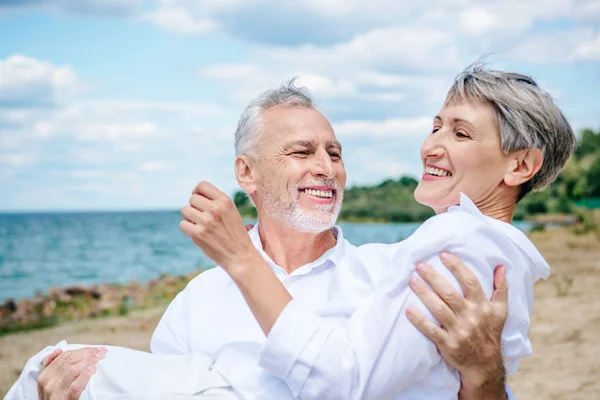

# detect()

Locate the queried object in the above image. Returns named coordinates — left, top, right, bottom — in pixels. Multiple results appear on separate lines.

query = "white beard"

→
left=258, top=179, right=344, bottom=233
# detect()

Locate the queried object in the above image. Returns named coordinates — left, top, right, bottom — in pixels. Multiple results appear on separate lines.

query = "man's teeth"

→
left=425, top=166, right=452, bottom=177
left=303, top=189, right=333, bottom=198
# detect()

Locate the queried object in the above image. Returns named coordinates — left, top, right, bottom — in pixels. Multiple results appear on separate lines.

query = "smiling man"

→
left=163, top=79, right=513, bottom=399
left=25, top=79, right=512, bottom=399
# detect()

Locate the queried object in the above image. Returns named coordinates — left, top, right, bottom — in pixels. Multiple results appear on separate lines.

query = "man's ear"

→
left=503, top=148, right=544, bottom=187
left=234, top=155, right=257, bottom=195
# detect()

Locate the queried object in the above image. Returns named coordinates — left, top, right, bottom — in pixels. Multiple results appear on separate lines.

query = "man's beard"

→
left=257, top=178, right=344, bottom=233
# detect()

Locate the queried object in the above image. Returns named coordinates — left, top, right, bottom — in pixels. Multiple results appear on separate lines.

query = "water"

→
left=0, top=212, right=531, bottom=302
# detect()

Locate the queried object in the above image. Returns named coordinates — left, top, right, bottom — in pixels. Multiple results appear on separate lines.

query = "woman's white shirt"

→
left=259, top=193, right=550, bottom=399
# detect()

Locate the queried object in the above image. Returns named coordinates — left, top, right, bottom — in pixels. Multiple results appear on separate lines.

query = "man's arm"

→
left=407, top=253, right=509, bottom=400
left=180, top=182, right=523, bottom=399
left=150, top=290, right=191, bottom=354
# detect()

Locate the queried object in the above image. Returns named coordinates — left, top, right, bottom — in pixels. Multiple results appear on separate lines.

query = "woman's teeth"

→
left=303, top=189, right=333, bottom=198
left=425, top=166, right=452, bottom=177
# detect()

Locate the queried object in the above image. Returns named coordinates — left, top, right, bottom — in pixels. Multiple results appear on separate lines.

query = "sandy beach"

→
left=1, top=227, right=599, bottom=399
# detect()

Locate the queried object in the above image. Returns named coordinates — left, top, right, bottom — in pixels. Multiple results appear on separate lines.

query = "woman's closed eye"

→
left=455, top=131, right=471, bottom=139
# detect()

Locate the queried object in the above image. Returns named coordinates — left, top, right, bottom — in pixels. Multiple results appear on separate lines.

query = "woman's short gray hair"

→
left=235, top=77, right=315, bottom=158
left=445, top=62, right=576, bottom=200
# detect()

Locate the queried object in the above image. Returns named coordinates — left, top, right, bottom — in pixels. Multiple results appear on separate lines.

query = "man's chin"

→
left=288, top=212, right=338, bottom=233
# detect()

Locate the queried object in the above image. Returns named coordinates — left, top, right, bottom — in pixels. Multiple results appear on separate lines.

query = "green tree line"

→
left=234, top=129, right=600, bottom=222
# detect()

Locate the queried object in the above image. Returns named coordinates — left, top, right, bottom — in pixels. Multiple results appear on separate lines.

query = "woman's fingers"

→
left=41, top=349, right=63, bottom=370
left=69, top=362, right=98, bottom=399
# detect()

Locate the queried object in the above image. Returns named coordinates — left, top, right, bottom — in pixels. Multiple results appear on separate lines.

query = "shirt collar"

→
left=449, top=192, right=551, bottom=280
left=248, top=223, right=347, bottom=277
left=448, top=192, right=484, bottom=215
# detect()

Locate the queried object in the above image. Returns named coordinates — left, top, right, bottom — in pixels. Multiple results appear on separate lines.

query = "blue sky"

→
left=0, top=0, right=598, bottom=211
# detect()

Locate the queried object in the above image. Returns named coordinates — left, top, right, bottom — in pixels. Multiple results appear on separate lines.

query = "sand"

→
left=1, top=228, right=599, bottom=399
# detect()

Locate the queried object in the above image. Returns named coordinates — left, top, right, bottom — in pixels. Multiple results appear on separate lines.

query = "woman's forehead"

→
left=437, top=100, right=496, bottom=126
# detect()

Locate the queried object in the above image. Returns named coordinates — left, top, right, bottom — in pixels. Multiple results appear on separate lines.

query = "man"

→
left=35, top=80, right=511, bottom=399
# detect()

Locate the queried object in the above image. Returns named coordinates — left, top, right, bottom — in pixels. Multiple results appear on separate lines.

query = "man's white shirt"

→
left=150, top=226, right=352, bottom=399
left=152, top=195, right=540, bottom=399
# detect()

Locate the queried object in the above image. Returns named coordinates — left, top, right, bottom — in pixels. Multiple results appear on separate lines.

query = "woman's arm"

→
left=232, top=224, right=520, bottom=399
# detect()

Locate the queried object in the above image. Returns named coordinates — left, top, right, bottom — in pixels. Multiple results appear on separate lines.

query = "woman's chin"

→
left=414, top=190, right=454, bottom=213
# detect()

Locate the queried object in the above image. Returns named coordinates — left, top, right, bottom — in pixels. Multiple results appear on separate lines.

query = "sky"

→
left=0, top=0, right=598, bottom=211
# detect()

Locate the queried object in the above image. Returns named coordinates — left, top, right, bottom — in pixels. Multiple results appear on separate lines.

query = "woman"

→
left=210, top=63, right=576, bottom=398
left=8, top=64, right=576, bottom=399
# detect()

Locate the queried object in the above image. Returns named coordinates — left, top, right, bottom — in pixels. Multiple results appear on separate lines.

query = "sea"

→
left=0, top=211, right=532, bottom=302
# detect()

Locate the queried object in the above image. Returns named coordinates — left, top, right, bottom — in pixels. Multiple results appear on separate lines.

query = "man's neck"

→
left=257, top=218, right=337, bottom=274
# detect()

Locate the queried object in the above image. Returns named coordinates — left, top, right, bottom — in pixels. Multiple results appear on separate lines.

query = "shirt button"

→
left=283, top=281, right=291, bottom=289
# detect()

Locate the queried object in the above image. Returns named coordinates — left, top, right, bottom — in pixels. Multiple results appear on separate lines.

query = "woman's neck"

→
left=437, top=188, right=517, bottom=223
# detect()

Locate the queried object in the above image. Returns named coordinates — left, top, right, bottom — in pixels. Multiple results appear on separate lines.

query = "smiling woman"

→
left=414, top=64, right=575, bottom=219
left=219, top=64, right=579, bottom=399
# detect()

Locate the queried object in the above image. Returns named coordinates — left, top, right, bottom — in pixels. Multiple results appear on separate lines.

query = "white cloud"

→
left=0, top=54, right=86, bottom=107
left=510, top=27, right=600, bottom=63
left=0, top=153, right=34, bottom=166
left=575, top=32, right=600, bottom=60
left=140, top=5, right=215, bottom=35
left=70, top=169, right=107, bottom=179
left=335, top=117, right=432, bottom=138
left=295, top=74, right=356, bottom=97
left=75, top=121, right=160, bottom=141
left=202, top=64, right=259, bottom=80
left=0, top=56, right=241, bottom=210
left=0, top=0, right=142, bottom=16
left=139, top=161, right=174, bottom=172
left=459, top=7, right=504, bottom=35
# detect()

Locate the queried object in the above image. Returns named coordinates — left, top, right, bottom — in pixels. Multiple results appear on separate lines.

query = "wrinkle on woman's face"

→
left=414, top=100, right=511, bottom=213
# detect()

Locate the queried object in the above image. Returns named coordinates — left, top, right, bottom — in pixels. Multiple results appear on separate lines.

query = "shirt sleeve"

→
left=260, top=218, right=523, bottom=399
left=150, top=289, right=190, bottom=355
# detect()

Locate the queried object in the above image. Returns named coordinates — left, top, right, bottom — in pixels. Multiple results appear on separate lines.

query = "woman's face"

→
left=414, top=100, right=513, bottom=213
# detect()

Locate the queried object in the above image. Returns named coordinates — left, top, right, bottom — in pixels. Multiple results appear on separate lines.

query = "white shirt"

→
left=152, top=206, right=521, bottom=399
left=150, top=225, right=353, bottom=399
left=258, top=193, right=548, bottom=399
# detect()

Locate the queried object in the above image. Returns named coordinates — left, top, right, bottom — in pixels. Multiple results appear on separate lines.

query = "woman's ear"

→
left=234, top=155, right=257, bottom=195
left=504, top=148, right=544, bottom=187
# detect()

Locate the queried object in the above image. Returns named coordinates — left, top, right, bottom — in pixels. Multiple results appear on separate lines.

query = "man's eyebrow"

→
left=326, top=141, right=342, bottom=151
left=281, top=140, right=315, bottom=151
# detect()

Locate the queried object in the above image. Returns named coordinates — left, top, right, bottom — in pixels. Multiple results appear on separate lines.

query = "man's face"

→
left=252, top=104, right=346, bottom=233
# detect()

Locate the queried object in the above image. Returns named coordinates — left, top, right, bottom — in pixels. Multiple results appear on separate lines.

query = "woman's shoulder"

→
left=414, top=208, right=490, bottom=244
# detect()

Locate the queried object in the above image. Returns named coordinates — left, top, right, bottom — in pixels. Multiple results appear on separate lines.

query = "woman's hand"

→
left=406, top=252, right=509, bottom=400
left=37, top=347, right=106, bottom=400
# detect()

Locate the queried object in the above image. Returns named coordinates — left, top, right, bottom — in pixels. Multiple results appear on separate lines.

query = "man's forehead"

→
left=261, top=105, right=340, bottom=149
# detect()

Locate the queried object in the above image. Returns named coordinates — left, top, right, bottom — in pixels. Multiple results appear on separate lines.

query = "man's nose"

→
left=311, top=149, right=335, bottom=179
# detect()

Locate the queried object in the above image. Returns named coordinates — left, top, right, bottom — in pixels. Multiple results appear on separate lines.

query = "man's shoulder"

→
left=183, top=266, right=232, bottom=294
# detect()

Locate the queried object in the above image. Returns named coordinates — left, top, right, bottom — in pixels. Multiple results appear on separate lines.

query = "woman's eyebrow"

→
left=452, top=118, right=476, bottom=129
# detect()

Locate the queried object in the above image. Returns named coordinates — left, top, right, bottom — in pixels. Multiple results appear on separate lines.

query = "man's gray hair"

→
left=445, top=62, right=576, bottom=200
left=235, top=77, right=315, bottom=158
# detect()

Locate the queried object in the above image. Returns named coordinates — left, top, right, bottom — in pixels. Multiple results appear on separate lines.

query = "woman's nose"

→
left=421, top=133, right=446, bottom=159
